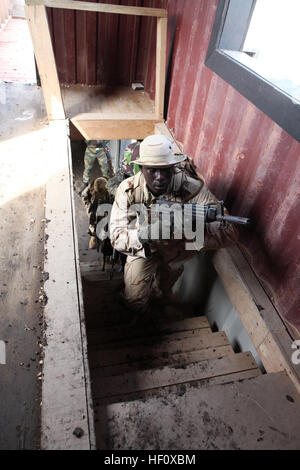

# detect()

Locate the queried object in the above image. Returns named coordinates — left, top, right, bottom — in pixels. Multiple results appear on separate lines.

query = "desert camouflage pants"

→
left=124, top=241, right=195, bottom=313
left=83, top=145, right=114, bottom=183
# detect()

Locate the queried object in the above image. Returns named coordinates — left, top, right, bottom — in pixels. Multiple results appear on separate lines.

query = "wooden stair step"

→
left=92, top=351, right=259, bottom=401
left=82, top=270, right=124, bottom=282
left=91, top=344, right=234, bottom=376
left=86, top=301, right=196, bottom=324
left=93, top=369, right=262, bottom=406
left=89, top=330, right=230, bottom=367
left=82, top=277, right=196, bottom=325
left=81, top=278, right=124, bottom=321
left=94, top=371, right=300, bottom=450
left=89, top=327, right=212, bottom=350
left=87, top=316, right=210, bottom=346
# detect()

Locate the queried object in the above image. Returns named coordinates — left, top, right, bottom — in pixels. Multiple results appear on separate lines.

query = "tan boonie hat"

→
left=134, top=134, right=186, bottom=167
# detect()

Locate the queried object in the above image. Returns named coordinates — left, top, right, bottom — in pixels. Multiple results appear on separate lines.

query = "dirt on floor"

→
left=0, top=83, right=47, bottom=449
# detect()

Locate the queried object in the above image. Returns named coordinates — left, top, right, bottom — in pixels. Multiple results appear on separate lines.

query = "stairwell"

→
left=81, top=274, right=300, bottom=450
left=22, top=1, right=300, bottom=450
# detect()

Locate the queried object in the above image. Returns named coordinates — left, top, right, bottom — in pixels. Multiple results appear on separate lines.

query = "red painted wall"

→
left=47, top=0, right=144, bottom=85
left=48, top=0, right=300, bottom=334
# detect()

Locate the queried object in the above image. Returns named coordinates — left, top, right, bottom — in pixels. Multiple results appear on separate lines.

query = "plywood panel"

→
left=71, top=117, right=159, bottom=139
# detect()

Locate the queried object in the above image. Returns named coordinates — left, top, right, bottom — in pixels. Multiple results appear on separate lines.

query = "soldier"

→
left=110, top=134, right=239, bottom=316
left=101, top=140, right=141, bottom=202
left=81, top=177, right=112, bottom=249
left=79, top=140, right=115, bottom=195
left=121, top=140, right=141, bottom=177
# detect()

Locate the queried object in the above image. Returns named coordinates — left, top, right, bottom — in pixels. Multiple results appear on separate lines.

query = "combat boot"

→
left=78, top=182, right=89, bottom=196
left=89, top=237, right=97, bottom=249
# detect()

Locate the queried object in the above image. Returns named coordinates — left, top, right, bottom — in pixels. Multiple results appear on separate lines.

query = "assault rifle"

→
left=150, top=199, right=250, bottom=226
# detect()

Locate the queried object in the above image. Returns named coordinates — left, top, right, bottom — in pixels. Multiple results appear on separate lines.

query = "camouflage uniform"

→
left=121, top=141, right=140, bottom=176
left=83, top=140, right=114, bottom=184
left=110, top=168, right=238, bottom=313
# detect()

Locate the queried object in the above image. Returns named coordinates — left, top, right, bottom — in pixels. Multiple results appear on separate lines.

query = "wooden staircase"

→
left=80, top=259, right=300, bottom=450
left=84, top=281, right=270, bottom=448
left=88, top=316, right=261, bottom=404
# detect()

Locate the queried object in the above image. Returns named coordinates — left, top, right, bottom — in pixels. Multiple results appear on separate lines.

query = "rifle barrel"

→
left=150, top=201, right=250, bottom=226
left=219, top=215, right=250, bottom=225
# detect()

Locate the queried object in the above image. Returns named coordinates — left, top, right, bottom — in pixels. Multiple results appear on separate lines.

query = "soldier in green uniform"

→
left=79, top=140, right=115, bottom=195
left=121, top=140, right=141, bottom=177
left=102, top=140, right=141, bottom=199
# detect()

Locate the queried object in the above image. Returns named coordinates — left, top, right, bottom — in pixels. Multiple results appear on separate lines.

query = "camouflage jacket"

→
left=109, top=169, right=238, bottom=258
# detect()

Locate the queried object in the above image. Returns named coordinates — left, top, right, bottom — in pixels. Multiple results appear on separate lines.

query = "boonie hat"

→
left=134, top=134, right=186, bottom=167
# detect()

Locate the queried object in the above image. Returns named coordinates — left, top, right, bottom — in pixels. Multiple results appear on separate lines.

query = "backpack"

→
left=177, top=154, right=205, bottom=184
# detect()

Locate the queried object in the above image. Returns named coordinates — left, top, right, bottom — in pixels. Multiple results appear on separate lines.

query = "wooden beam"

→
left=41, top=121, right=95, bottom=449
left=25, top=0, right=168, bottom=17
left=155, top=16, right=167, bottom=119
left=213, top=246, right=300, bottom=393
left=71, top=112, right=161, bottom=120
left=25, top=5, right=65, bottom=120
left=71, top=117, right=164, bottom=140
left=69, top=120, right=84, bottom=140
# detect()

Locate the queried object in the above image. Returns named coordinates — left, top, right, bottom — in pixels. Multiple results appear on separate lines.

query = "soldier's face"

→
left=142, top=166, right=174, bottom=196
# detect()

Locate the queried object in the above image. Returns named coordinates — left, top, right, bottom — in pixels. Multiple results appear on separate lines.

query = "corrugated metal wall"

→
left=48, top=0, right=300, bottom=334
left=47, top=0, right=151, bottom=86
left=162, top=0, right=300, bottom=335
